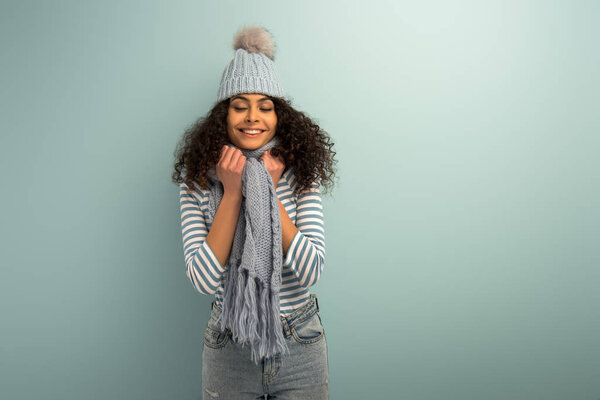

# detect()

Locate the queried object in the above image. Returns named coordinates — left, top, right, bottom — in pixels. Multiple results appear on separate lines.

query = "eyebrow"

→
left=230, top=95, right=272, bottom=102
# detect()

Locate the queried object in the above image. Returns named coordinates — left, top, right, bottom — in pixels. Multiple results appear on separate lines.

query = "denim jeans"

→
left=202, top=294, right=329, bottom=399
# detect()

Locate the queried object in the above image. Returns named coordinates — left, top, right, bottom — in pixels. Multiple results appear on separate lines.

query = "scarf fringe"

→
left=220, top=266, right=288, bottom=364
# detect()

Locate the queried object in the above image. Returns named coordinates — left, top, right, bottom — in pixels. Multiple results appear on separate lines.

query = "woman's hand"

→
left=216, top=145, right=246, bottom=197
left=260, top=148, right=286, bottom=189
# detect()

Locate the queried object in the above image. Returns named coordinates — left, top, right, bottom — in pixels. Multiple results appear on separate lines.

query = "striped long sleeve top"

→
left=178, top=167, right=325, bottom=316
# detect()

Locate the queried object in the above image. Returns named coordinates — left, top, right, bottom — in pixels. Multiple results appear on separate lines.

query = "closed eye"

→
left=233, top=107, right=273, bottom=112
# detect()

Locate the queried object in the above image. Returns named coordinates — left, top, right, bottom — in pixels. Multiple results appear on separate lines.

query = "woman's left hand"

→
left=260, top=149, right=286, bottom=189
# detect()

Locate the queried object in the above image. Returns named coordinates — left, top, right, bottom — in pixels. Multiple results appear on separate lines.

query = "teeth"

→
left=242, top=129, right=263, bottom=134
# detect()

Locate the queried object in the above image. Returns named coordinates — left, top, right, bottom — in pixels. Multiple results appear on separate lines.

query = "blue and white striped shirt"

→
left=179, top=167, right=325, bottom=315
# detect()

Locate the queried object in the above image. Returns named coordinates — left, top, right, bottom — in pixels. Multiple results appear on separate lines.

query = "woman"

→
left=172, top=26, right=337, bottom=399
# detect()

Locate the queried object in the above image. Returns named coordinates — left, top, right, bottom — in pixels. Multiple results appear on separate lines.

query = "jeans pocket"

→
left=291, top=311, right=325, bottom=345
left=204, top=326, right=230, bottom=349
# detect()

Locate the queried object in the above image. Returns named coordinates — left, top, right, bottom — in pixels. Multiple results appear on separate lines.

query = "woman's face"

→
left=226, top=93, right=277, bottom=150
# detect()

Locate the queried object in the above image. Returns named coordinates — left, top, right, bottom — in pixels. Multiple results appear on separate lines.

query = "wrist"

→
left=223, top=189, right=242, bottom=202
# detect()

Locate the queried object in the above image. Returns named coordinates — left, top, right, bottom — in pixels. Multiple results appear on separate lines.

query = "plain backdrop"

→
left=1, top=1, right=599, bottom=399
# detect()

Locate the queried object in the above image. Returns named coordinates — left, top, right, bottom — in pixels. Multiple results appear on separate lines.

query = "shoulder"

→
left=281, top=167, right=321, bottom=197
left=179, top=179, right=210, bottom=205
left=281, top=166, right=306, bottom=198
left=281, top=166, right=296, bottom=187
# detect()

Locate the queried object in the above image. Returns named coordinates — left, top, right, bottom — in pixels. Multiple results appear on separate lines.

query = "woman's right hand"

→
left=216, top=145, right=246, bottom=196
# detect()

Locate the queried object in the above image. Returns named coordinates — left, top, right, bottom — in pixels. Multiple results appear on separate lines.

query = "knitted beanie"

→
left=216, top=26, right=287, bottom=102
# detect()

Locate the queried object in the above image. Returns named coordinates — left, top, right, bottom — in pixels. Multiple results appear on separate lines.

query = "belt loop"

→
left=315, top=295, right=319, bottom=312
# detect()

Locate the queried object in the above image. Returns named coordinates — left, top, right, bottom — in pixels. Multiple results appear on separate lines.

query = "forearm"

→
left=205, top=190, right=296, bottom=264
left=279, top=198, right=298, bottom=257
left=205, top=191, right=243, bottom=267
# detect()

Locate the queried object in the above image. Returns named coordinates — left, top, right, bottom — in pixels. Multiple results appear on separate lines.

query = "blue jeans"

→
left=202, top=294, right=330, bottom=399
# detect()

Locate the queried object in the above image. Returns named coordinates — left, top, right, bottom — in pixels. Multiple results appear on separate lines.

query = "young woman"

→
left=172, top=26, right=336, bottom=399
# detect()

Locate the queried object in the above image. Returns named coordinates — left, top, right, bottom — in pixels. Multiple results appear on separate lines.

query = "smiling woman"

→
left=171, top=25, right=337, bottom=400
left=227, top=94, right=278, bottom=149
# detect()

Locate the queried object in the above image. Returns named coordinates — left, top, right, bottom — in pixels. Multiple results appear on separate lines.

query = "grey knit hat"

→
left=216, top=26, right=286, bottom=102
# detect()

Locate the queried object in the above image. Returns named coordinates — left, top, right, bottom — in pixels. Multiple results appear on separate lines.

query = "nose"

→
left=246, top=106, right=258, bottom=123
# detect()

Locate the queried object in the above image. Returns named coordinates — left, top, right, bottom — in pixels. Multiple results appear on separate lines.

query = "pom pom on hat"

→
left=216, top=26, right=285, bottom=102
left=233, top=26, right=276, bottom=60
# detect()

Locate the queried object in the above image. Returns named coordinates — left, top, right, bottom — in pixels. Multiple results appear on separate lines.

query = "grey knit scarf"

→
left=204, top=135, right=288, bottom=364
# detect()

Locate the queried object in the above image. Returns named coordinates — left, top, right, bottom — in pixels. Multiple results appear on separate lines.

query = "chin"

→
left=242, top=136, right=272, bottom=147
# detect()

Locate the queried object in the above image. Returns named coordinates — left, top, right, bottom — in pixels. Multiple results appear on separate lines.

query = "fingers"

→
left=219, top=145, right=242, bottom=164
left=260, top=149, right=283, bottom=162
left=221, top=145, right=247, bottom=174
left=222, top=145, right=287, bottom=171
left=235, top=152, right=246, bottom=171
left=218, top=145, right=231, bottom=163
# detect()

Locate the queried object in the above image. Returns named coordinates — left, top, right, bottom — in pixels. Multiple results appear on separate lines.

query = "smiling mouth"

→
left=239, top=129, right=265, bottom=137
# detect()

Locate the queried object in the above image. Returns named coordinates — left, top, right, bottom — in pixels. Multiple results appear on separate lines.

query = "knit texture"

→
left=204, top=135, right=288, bottom=364
left=216, top=48, right=286, bottom=102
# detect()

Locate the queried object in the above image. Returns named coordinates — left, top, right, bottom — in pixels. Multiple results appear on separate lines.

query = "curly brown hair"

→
left=172, top=96, right=337, bottom=197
